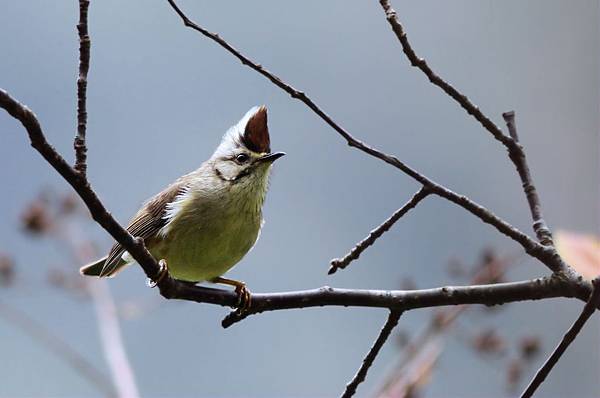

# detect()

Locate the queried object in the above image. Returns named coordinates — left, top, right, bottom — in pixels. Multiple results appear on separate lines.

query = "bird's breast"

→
left=154, top=188, right=263, bottom=282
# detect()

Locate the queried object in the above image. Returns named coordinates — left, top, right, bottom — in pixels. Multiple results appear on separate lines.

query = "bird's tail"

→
left=80, top=256, right=126, bottom=277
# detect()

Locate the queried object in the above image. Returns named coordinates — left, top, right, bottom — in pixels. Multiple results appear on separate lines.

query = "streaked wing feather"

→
left=101, top=179, right=189, bottom=276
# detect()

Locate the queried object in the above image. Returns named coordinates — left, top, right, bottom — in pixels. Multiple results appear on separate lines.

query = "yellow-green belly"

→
left=150, top=211, right=261, bottom=282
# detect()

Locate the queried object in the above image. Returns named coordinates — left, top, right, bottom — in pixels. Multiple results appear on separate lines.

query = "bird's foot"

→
left=147, top=259, right=169, bottom=288
left=211, top=276, right=252, bottom=314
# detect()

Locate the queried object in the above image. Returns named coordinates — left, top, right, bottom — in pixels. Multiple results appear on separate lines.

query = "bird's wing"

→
left=100, top=179, right=189, bottom=276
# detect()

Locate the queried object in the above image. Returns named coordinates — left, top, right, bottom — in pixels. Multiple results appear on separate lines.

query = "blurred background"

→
left=0, top=1, right=598, bottom=397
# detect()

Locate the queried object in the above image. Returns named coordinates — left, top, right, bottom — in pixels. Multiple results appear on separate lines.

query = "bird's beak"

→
left=257, top=152, right=286, bottom=164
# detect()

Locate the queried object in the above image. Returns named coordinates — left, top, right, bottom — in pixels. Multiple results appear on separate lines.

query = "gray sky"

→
left=0, top=1, right=598, bottom=397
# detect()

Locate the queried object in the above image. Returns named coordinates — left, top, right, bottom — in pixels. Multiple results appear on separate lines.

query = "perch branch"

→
left=74, top=0, right=90, bottom=176
left=164, top=1, right=564, bottom=273
left=521, top=277, right=600, bottom=398
left=329, top=187, right=430, bottom=274
left=341, top=310, right=403, bottom=398
left=220, top=275, right=591, bottom=328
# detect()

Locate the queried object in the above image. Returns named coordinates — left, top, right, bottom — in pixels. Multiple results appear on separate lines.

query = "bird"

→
left=80, top=105, right=284, bottom=309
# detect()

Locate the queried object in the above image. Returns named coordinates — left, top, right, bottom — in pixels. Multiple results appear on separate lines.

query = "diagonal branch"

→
left=0, top=88, right=162, bottom=283
left=378, top=0, right=510, bottom=147
left=163, top=1, right=563, bottom=273
left=74, top=0, right=91, bottom=176
left=378, top=0, right=556, bottom=250
left=341, top=310, right=403, bottom=398
left=502, top=111, right=553, bottom=246
left=329, top=187, right=430, bottom=274
left=521, top=277, right=600, bottom=398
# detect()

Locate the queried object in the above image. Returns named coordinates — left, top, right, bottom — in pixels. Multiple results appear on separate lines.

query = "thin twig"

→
left=378, top=0, right=510, bottom=147
left=0, top=300, right=115, bottom=397
left=520, top=277, right=600, bottom=398
left=377, top=0, right=556, bottom=250
left=163, top=1, right=564, bottom=273
left=329, top=187, right=430, bottom=274
left=74, top=0, right=90, bottom=176
left=502, top=112, right=553, bottom=246
left=341, top=310, right=402, bottom=398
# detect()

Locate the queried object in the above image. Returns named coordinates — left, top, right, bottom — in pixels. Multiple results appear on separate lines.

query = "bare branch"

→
left=521, top=277, right=600, bottom=398
left=163, top=1, right=564, bottom=274
left=377, top=0, right=557, bottom=251
left=378, top=0, right=510, bottom=147
left=220, top=275, right=589, bottom=328
left=74, top=0, right=91, bottom=176
left=0, top=88, right=162, bottom=282
left=341, top=310, right=403, bottom=398
left=0, top=300, right=115, bottom=397
left=329, top=187, right=430, bottom=274
left=502, top=112, right=553, bottom=246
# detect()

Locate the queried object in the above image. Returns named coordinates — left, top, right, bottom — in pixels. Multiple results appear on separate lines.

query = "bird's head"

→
left=211, top=106, right=285, bottom=189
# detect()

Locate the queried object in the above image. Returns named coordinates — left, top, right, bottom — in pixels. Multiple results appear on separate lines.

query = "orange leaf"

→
left=555, top=230, right=600, bottom=280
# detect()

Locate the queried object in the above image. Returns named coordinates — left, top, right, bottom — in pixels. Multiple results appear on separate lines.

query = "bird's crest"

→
left=242, top=105, right=270, bottom=153
left=215, top=106, right=270, bottom=157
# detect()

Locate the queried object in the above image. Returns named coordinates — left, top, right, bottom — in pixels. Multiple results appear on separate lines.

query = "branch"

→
left=378, top=0, right=510, bottom=147
left=329, top=187, right=430, bottom=274
left=164, top=1, right=562, bottom=274
left=341, top=310, right=403, bottom=398
left=377, top=0, right=556, bottom=250
left=502, top=112, right=553, bottom=246
left=0, top=88, right=162, bottom=282
left=220, top=275, right=589, bottom=328
left=74, top=0, right=90, bottom=176
left=521, top=277, right=600, bottom=398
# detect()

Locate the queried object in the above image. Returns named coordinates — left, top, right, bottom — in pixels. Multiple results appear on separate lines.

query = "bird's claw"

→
left=234, top=282, right=252, bottom=314
left=147, top=259, right=169, bottom=288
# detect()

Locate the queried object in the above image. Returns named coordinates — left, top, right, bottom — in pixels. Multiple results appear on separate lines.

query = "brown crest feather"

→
left=242, top=105, right=270, bottom=153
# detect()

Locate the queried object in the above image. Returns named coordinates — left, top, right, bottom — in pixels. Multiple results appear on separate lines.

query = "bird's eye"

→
left=235, top=153, right=249, bottom=164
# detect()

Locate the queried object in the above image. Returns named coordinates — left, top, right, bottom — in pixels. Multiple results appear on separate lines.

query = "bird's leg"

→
left=211, top=276, right=252, bottom=313
left=148, top=259, right=169, bottom=288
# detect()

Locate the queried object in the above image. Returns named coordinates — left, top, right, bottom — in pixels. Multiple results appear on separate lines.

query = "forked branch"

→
left=378, top=0, right=555, bottom=249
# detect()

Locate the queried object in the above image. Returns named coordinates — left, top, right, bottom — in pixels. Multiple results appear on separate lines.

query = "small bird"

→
left=80, top=106, right=284, bottom=307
